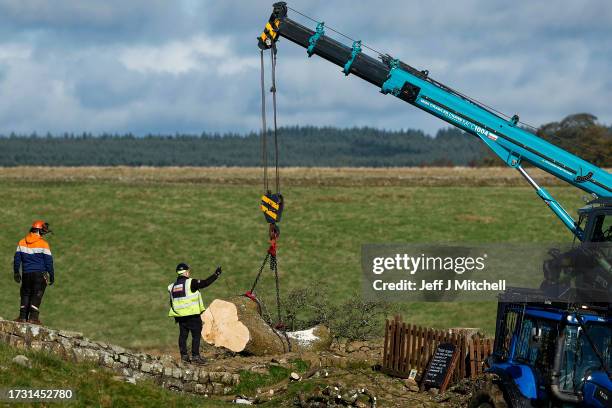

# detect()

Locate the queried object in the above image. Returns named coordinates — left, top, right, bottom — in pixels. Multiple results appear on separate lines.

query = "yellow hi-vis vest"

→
left=167, top=278, right=205, bottom=317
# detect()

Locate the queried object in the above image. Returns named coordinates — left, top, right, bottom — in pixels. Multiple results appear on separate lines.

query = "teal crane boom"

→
left=258, top=2, right=612, bottom=241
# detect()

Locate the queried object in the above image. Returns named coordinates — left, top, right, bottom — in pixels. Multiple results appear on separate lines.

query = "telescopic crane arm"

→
left=258, top=2, right=612, bottom=241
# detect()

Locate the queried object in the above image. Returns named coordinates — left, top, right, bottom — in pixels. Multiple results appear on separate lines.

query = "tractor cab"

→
left=479, top=290, right=612, bottom=407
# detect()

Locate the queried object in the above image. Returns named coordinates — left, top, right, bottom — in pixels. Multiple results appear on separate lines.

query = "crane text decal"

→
left=419, top=98, right=498, bottom=141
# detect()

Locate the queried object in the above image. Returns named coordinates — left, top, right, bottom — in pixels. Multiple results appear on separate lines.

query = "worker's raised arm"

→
left=190, top=266, right=222, bottom=291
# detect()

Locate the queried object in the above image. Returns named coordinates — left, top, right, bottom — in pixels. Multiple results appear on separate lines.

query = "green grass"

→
left=0, top=177, right=583, bottom=348
left=233, top=366, right=292, bottom=396
left=290, top=358, right=309, bottom=372
left=233, top=359, right=309, bottom=399
left=0, top=342, right=226, bottom=407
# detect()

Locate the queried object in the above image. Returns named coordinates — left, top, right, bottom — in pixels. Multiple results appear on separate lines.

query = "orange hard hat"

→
left=31, top=220, right=51, bottom=234
left=32, top=220, right=46, bottom=229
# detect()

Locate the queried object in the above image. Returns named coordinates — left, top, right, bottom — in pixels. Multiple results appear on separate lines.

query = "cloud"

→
left=0, top=43, right=32, bottom=60
left=0, top=0, right=610, bottom=135
left=119, top=36, right=229, bottom=75
left=0, top=0, right=177, bottom=30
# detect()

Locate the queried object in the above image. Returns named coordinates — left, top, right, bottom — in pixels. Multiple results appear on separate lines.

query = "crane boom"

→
left=258, top=3, right=612, bottom=241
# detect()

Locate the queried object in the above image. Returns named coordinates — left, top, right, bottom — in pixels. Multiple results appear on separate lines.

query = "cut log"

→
left=202, top=297, right=331, bottom=355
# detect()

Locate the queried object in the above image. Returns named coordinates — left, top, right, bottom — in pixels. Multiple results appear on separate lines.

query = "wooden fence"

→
left=382, top=316, right=493, bottom=382
left=468, top=335, right=494, bottom=378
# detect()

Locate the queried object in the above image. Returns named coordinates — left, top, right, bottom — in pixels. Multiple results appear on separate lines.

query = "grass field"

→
left=0, top=167, right=585, bottom=351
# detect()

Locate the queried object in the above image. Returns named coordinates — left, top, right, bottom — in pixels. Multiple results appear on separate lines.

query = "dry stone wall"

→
left=0, top=319, right=239, bottom=396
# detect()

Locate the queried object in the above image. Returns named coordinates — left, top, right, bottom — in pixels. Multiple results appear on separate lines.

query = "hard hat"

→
left=176, top=263, right=190, bottom=275
left=31, top=220, right=50, bottom=235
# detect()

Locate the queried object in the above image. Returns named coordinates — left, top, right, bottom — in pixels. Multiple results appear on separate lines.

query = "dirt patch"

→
left=196, top=338, right=477, bottom=406
left=220, top=360, right=477, bottom=407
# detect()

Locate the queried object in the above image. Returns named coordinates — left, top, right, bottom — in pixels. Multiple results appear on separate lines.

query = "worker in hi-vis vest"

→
left=168, top=262, right=221, bottom=364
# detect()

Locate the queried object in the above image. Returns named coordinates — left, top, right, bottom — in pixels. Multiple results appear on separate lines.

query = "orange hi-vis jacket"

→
left=13, top=233, right=54, bottom=279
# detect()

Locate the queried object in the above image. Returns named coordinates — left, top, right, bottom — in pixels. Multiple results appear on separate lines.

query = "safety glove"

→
left=45, top=272, right=54, bottom=286
left=214, top=266, right=222, bottom=277
left=13, top=272, right=21, bottom=283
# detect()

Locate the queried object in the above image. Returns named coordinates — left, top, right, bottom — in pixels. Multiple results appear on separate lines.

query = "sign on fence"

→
left=421, top=343, right=459, bottom=393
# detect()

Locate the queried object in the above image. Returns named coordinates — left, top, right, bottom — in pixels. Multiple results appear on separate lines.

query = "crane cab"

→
left=579, top=198, right=612, bottom=243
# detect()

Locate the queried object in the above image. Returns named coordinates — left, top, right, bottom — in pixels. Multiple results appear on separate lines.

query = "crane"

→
left=258, top=2, right=611, bottom=243
left=257, top=3, right=612, bottom=407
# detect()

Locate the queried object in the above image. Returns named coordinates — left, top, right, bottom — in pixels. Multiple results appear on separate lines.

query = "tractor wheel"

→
left=469, top=382, right=509, bottom=408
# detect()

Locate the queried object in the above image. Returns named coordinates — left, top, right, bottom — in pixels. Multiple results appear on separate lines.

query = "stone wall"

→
left=0, top=319, right=239, bottom=396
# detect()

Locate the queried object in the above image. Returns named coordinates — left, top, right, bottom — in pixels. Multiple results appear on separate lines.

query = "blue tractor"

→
left=257, top=3, right=612, bottom=406
left=471, top=286, right=612, bottom=407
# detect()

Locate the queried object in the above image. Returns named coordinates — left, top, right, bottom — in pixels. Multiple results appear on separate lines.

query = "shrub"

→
left=277, top=287, right=389, bottom=341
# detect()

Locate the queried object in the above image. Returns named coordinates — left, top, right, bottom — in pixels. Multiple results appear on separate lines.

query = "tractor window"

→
left=560, top=325, right=580, bottom=392
left=560, top=324, right=612, bottom=393
left=497, top=310, right=519, bottom=359
left=591, top=214, right=612, bottom=242
left=514, top=317, right=556, bottom=373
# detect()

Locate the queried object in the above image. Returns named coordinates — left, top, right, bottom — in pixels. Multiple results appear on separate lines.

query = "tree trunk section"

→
left=202, top=297, right=331, bottom=355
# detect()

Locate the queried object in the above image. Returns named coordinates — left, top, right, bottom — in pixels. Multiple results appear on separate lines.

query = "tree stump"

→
left=202, top=297, right=331, bottom=355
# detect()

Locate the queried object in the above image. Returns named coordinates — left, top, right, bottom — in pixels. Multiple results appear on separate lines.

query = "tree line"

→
left=0, top=114, right=608, bottom=167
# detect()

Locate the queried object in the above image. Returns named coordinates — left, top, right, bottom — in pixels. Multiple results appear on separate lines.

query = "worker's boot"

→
left=191, top=355, right=206, bottom=365
left=27, top=309, right=41, bottom=325
left=180, top=355, right=191, bottom=364
left=14, top=307, right=28, bottom=323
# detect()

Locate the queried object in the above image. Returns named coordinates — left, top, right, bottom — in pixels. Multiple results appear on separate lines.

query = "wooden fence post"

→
left=383, top=318, right=390, bottom=369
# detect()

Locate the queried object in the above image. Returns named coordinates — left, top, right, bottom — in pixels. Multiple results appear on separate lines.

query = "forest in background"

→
left=0, top=113, right=608, bottom=167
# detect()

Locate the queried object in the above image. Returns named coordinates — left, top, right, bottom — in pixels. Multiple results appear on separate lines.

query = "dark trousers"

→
left=19, top=273, right=47, bottom=320
left=176, top=315, right=202, bottom=357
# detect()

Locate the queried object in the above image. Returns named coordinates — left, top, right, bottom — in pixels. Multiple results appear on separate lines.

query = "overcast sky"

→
left=0, top=0, right=610, bottom=135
